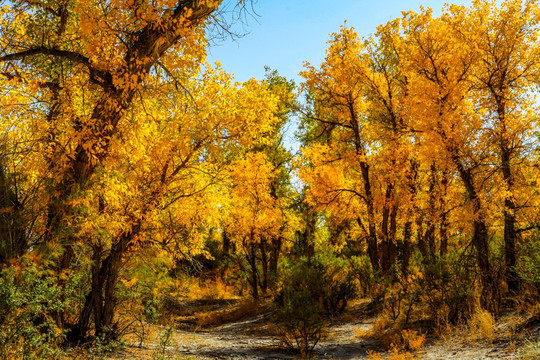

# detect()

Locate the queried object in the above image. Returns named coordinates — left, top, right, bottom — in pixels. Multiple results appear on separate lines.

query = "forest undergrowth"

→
left=56, top=276, right=540, bottom=360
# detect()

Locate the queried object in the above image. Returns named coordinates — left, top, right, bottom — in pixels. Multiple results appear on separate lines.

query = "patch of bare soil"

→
left=105, top=298, right=534, bottom=359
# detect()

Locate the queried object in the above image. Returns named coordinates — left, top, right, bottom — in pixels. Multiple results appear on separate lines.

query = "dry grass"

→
left=367, top=345, right=420, bottom=360
left=195, top=299, right=262, bottom=327
left=355, top=316, right=397, bottom=348
left=468, top=309, right=496, bottom=342
left=356, top=316, right=426, bottom=355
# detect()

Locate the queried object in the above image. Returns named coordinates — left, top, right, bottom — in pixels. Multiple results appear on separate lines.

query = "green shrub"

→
left=143, top=297, right=162, bottom=323
left=517, top=238, right=540, bottom=291
left=0, top=259, right=66, bottom=359
left=418, top=251, right=475, bottom=327
left=520, top=337, right=540, bottom=360
left=273, top=252, right=357, bottom=355
left=153, top=326, right=175, bottom=360
left=88, top=326, right=126, bottom=360
left=274, top=258, right=325, bottom=356
left=350, top=255, right=376, bottom=296
left=315, top=252, right=358, bottom=316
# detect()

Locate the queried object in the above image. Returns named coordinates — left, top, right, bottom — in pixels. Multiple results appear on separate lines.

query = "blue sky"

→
left=206, top=1, right=475, bottom=154
left=207, top=0, right=473, bottom=84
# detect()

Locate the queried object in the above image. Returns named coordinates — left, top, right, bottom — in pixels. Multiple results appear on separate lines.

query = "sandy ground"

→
left=102, top=299, right=533, bottom=359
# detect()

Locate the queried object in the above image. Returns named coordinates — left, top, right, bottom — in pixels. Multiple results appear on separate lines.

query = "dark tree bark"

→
left=269, top=236, right=281, bottom=276
left=456, top=162, right=493, bottom=308
left=439, top=170, right=449, bottom=257
left=73, top=221, right=141, bottom=340
left=381, top=182, right=398, bottom=275
left=247, top=240, right=259, bottom=300
left=401, top=221, right=412, bottom=277
left=498, top=106, right=519, bottom=292
left=259, top=239, right=268, bottom=295
left=222, top=230, right=231, bottom=256
left=298, top=205, right=316, bottom=258
left=425, top=164, right=438, bottom=260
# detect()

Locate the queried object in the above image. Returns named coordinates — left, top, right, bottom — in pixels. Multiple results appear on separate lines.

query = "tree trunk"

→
left=71, top=221, right=140, bottom=341
left=269, top=236, right=281, bottom=274
left=439, top=170, right=449, bottom=256
left=247, top=240, right=258, bottom=300
left=381, top=182, right=398, bottom=276
left=259, top=239, right=268, bottom=295
left=223, top=230, right=231, bottom=256
left=299, top=209, right=316, bottom=258
left=401, top=221, right=412, bottom=278
left=269, top=236, right=281, bottom=287
left=98, top=246, right=123, bottom=337
left=425, top=164, right=438, bottom=260
left=416, top=212, right=427, bottom=261
left=389, top=203, right=398, bottom=274
left=437, top=118, right=493, bottom=308
left=501, top=146, right=518, bottom=292
left=457, top=165, right=493, bottom=309
left=381, top=184, right=391, bottom=275
left=349, top=100, right=379, bottom=274
left=503, top=200, right=518, bottom=292
left=362, top=164, right=380, bottom=274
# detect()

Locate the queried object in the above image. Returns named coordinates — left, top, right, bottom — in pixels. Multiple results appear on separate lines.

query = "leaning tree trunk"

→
left=457, top=164, right=494, bottom=310
left=436, top=109, right=494, bottom=309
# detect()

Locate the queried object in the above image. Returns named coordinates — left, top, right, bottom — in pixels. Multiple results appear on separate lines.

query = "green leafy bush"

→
left=350, top=255, right=376, bottom=296
left=274, top=258, right=325, bottom=356
left=88, top=326, right=126, bottom=360
left=0, top=259, right=66, bottom=359
left=315, top=252, right=358, bottom=316
left=143, top=297, right=162, bottom=323
left=273, top=252, right=357, bottom=355
left=418, top=251, right=475, bottom=327
left=517, top=238, right=540, bottom=290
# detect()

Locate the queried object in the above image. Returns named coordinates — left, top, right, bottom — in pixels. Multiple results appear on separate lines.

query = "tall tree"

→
left=0, top=0, right=281, bottom=339
left=461, top=0, right=540, bottom=291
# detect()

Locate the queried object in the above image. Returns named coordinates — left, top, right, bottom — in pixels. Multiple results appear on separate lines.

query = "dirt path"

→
left=110, top=299, right=528, bottom=359
left=168, top=316, right=518, bottom=359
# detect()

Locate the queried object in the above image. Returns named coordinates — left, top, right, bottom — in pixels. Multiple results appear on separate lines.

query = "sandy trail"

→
left=109, top=299, right=526, bottom=359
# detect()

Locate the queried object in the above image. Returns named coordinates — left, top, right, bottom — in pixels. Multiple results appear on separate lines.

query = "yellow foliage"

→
left=224, top=151, right=294, bottom=248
